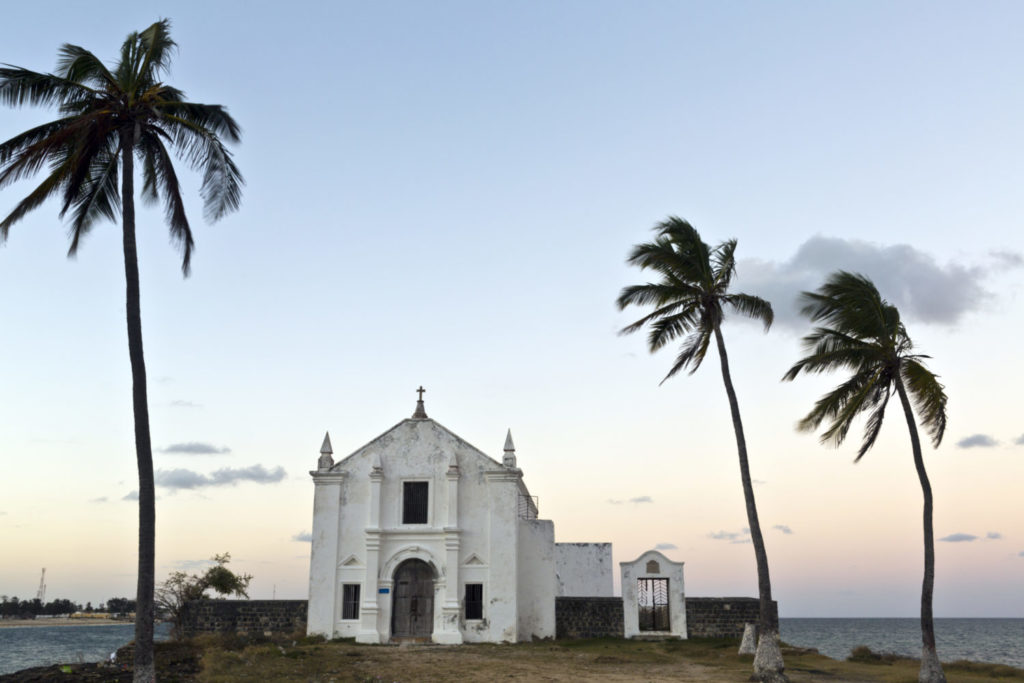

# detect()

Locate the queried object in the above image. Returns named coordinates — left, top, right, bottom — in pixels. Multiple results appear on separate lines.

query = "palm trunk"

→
left=122, top=131, right=156, bottom=683
left=713, top=327, right=786, bottom=682
left=894, top=377, right=946, bottom=683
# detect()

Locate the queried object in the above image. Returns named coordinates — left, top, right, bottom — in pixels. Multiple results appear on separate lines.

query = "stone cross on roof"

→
left=412, top=385, right=428, bottom=419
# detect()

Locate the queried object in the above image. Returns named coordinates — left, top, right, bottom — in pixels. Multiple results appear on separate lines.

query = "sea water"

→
left=0, top=622, right=171, bottom=675
left=1, top=619, right=1021, bottom=675
left=781, top=618, right=1024, bottom=668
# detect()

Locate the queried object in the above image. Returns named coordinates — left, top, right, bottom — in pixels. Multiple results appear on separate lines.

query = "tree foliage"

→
left=156, top=553, right=252, bottom=639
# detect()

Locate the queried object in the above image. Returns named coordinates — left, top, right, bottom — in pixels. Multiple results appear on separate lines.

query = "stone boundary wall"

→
left=555, top=597, right=623, bottom=639
left=179, top=597, right=772, bottom=640
left=684, top=598, right=777, bottom=638
left=178, top=600, right=307, bottom=638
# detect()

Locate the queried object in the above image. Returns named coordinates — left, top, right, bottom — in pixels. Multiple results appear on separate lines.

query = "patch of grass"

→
left=946, top=659, right=1024, bottom=679
left=847, top=645, right=911, bottom=665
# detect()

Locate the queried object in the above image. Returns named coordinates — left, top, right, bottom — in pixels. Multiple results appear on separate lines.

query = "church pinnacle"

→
left=503, top=429, right=516, bottom=468
left=412, top=385, right=428, bottom=419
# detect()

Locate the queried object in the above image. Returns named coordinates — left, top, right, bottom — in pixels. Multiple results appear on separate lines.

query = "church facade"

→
left=306, top=393, right=613, bottom=643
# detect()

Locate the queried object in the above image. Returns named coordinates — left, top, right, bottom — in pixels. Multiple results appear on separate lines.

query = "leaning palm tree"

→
left=782, top=271, right=947, bottom=683
left=0, top=21, right=242, bottom=682
left=617, top=217, right=786, bottom=682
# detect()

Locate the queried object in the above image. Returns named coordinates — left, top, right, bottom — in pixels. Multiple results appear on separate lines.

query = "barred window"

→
left=403, top=481, right=429, bottom=524
left=465, top=583, right=483, bottom=620
left=342, top=584, right=360, bottom=620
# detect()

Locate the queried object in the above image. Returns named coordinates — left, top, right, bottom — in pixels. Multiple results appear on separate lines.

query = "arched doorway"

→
left=391, top=559, right=434, bottom=639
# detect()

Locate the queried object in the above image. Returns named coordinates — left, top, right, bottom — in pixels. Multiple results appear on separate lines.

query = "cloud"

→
left=161, top=442, right=231, bottom=455
left=155, top=465, right=287, bottom=490
left=170, top=400, right=201, bottom=408
left=939, top=533, right=978, bottom=543
left=1015, top=434, right=1024, bottom=446
left=654, top=543, right=678, bottom=550
left=736, top=237, right=1016, bottom=328
left=608, top=496, right=654, bottom=504
left=986, top=532, right=1002, bottom=540
left=1019, top=551, right=1024, bottom=558
left=89, top=496, right=108, bottom=503
left=956, top=434, right=999, bottom=449
left=292, top=531, right=313, bottom=543
left=122, top=491, right=139, bottom=501
left=709, top=529, right=751, bottom=544
left=773, top=525, right=793, bottom=535
left=171, top=559, right=213, bottom=571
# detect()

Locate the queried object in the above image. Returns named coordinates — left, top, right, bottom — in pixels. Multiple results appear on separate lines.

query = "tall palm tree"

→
left=782, top=271, right=947, bottom=683
left=0, top=20, right=242, bottom=682
left=617, top=217, right=786, bottom=682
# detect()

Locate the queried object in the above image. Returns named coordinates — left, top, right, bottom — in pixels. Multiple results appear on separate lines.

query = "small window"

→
left=403, top=481, right=429, bottom=524
left=465, top=583, right=483, bottom=620
left=342, top=584, right=360, bottom=620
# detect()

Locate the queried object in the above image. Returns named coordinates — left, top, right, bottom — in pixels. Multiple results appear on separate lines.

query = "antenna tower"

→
left=36, top=568, right=46, bottom=603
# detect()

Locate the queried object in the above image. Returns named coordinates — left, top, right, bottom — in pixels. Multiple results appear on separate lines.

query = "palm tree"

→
left=0, top=21, right=242, bottom=682
left=617, top=217, right=787, bottom=682
left=782, top=271, right=947, bottom=683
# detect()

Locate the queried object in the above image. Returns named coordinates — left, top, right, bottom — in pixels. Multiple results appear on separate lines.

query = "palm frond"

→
left=137, top=20, right=177, bottom=80
left=855, top=384, right=891, bottom=462
left=0, top=67, right=97, bottom=108
left=724, top=293, right=773, bottom=330
left=645, top=306, right=701, bottom=352
left=55, top=45, right=116, bottom=89
left=138, top=130, right=193, bottom=273
left=160, top=113, right=243, bottom=220
left=616, top=282, right=701, bottom=311
left=711, top=238, right=737, bottom=291
left=901, top=358, right=947, bottom=447
left=660, top=325, right=713, bottom=382
left=66, top=146, right=121, bottom=256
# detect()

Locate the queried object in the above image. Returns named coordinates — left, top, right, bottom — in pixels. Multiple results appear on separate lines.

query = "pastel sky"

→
left=1, top=1, right=1022, bottom=617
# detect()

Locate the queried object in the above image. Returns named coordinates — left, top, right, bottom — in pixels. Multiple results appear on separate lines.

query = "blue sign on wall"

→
left=378, top=588, right=390, bottom=594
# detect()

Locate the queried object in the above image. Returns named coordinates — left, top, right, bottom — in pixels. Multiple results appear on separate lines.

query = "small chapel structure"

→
left=306, top=389, right=615, bottom=643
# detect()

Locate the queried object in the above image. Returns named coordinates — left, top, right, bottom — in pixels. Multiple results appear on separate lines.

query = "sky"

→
left=1, top=1, right=1022, bottom=617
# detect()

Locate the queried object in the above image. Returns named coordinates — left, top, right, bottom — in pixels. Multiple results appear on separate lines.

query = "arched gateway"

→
left=391, top=559, right=434, bottom=639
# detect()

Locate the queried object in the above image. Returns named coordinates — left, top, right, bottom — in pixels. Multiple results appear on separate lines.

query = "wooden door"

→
left=392, top=560, right=434, bottom=638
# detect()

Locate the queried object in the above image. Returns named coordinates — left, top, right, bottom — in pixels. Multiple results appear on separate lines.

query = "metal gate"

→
left=392, top=559, right=434, bottom=638
left=637, top=578, right=669, bottom=631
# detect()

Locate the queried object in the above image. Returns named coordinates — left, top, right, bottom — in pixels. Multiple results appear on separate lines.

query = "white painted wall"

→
left=309, top=417, right=570, bottom=644
left=620, top=550, right=687, bottom=639
left=517, top=519, right=556, bottom=639
left=555, top=543, right=613, bottom=597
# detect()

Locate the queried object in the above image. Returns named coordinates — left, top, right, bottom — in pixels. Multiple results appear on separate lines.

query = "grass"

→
left=189, top=634, right=1024, bottom=682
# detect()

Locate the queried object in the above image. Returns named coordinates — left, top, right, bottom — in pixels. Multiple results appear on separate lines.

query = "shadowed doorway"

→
left=391, top=559, right=434, bottom=639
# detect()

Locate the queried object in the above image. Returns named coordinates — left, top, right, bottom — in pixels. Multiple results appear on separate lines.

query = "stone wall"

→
left=555, top=597, right=623, bottom=639
left=178, top=600, right=307, bottom=638
left=684, top=598, right=777, bottom=638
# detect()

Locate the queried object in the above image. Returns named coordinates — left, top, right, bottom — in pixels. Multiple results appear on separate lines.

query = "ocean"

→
left=0, top=622, right=172, bottom=675
left=0, top=618, right=1020, bottom=675
left=780, top=618, right=1024, bottom=668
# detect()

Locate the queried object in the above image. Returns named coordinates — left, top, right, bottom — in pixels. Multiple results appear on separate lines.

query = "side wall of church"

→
left=554, top=543, right=613, bottom=597
left=516, top=519, right=556, bottom=639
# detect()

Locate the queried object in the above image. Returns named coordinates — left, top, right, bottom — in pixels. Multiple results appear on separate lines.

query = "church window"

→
left=402, top=481, right=429, bottom=524
left=465, top=583, right=483, bottom=620
left=342, top=584, right=360, bottom=620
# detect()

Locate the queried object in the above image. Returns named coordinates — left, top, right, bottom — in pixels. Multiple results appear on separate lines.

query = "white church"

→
left=306, top=390, right=619, bottom=643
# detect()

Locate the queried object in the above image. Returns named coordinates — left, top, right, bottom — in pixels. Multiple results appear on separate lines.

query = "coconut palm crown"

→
left=1, top=20, right=242, bottom=683
left=617, top=217, right=787, bottom=682
left=782, top=271, right=948, bottom=683
left=0, top=19, right=242, bottom=272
